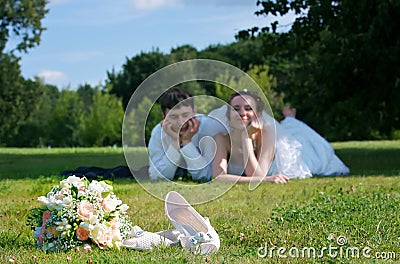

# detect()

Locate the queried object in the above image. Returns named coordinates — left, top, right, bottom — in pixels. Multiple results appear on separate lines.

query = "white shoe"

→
left=165, top=191, right=220, bottom=254
left=123, top=225, right=180, bottom=250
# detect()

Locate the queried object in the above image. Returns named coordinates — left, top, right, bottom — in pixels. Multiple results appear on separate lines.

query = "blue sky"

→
left=17, top=0, right=295, bottom=89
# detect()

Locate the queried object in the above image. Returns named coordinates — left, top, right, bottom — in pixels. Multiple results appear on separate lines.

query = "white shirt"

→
left=148, top=114, right=219, bottom=181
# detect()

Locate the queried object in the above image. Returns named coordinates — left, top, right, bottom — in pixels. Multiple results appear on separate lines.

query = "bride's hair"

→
left=227, top=90, right=264, bottom=113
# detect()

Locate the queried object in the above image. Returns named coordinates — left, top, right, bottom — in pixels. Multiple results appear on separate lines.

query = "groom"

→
left=148, top=87, right=218, bottom=182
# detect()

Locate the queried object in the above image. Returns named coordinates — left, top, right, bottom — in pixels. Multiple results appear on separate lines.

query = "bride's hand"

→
left=264, top=174, right=290, bottom=184
left=246, top=118, right=263, bottom=136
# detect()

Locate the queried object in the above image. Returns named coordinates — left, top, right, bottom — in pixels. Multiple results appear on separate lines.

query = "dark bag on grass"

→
left=59, top=165, right=150, bottom=180
left=59, top=166, right=133, bottom=180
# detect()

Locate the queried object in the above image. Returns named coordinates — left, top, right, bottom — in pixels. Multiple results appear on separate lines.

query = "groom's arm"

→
left=148, top=124, right=180, bottom=180
left=181, top=116, right=218, bottom=182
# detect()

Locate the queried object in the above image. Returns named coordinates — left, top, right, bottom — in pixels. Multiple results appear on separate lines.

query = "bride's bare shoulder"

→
left=215, top=132, right=230, bottom=145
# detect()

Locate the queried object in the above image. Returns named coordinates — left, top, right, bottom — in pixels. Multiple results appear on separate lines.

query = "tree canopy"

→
left=249, top=0, right=400, bottom=140
left=0, top=0, right=49, bottom=146
left=1, top=0, right=399, bottom=146
left=0, top=0, right=48, bottom=54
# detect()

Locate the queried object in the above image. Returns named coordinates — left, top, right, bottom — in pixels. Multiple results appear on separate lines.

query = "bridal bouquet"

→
left=28, top=176, right=133, bottom=252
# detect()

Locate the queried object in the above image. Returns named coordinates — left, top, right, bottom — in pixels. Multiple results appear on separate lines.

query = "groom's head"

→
left=159, top=87, right=196, bottom=133
left=159, top=87, right=194, bottom=115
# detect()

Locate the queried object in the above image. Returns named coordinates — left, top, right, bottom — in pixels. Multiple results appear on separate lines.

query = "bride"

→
left=209, top=90, right=349, bottom=183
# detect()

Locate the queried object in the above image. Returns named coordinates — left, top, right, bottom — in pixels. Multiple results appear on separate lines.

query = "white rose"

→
left=37, top=196, right=49, bottom=206
left=61, top=195, right=73, bottom=208
left=113, top=229, right=122, bottom=241
left=119, top=204, right=129, bottom=212
left=88, top=214, right=99, bottom=225
left=46, top=196, right=63, bottom=211
left=61, top=175, right=85, bottom=189
left=77, top=190, right=86, bottom=198
left=99, top=181, right=113, bottom=193
left=87, top=181, right=103, bottom=194
left=59, top=180, right=71, bottom=189
left=88, top=181, right=113, bottom=195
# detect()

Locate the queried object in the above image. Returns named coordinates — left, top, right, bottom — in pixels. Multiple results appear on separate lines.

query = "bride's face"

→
left=228, top=95, right=259, bottom=129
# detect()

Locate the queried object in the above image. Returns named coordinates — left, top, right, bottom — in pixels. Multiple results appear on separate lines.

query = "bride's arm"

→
left=211, top=133, right=229, bottom=177
left=242, top=126, right=274, bottom=177
left=214, top=174, right=264, bottom=183
left=212, top=130, right=289, bottom=184
left=243, top=125, right=289, bottom=183
left=211, top=133, right=258, bottom=183
left=214, top=173, right=289, bottom=183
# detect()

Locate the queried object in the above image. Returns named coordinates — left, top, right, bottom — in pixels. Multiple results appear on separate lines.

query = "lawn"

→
left=0, top=141, right=399, bottom=263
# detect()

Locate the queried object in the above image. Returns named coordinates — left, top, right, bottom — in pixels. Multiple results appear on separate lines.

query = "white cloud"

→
left=38, top=70, right=69, bottom=86
left=130, top=0, right=182, bottom=11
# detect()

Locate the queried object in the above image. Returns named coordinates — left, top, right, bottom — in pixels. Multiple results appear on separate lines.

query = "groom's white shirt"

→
left=148, top=114, right=220, bottom=181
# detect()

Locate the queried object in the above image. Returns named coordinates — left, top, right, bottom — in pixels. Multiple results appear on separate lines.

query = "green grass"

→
left=0, top=147, right=147, bottom=179
left=0, top=141, right=400, bottom=263
left=332, top=140, right=400, bottom=176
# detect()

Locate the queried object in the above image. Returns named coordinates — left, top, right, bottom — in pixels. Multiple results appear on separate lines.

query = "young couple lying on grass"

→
left=148, top=87, right=349, bottom=184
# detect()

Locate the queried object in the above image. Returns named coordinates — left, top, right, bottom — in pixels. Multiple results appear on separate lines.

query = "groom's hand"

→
left=161, top=119, right=181, bottom=150
left=180, top=117, right=200, bottom=146
left=161, top=119, right=179, bottom=140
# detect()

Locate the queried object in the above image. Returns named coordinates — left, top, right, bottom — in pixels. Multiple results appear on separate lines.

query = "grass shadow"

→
left=335, top=147, right=400, bottom=176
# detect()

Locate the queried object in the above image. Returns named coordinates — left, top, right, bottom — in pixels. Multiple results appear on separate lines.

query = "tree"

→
left=169, top=44, right=197, bottom=63
left=0, top=54, right=23, bottom=146
left=215, top=64, right=284, bottom=118
left=0, top=54, right=44, bottom=146
left=199, top=39, right=267, bottom=72
left=253, top=0, right=400, bottom=140
left=0, top=0, right=49, bottom=146
left=106, top=49, right=168, bottom=109
left=79, top=91, right=124, bottom=146
left=123, top=97, right=161, bottom=146
left=48, top=90, right=84, bottom=147
left=13, top=79, right=59, bottom=147
left=1, top=0, right=48, bottom=53
left=246, top=65, right=284, bottom=119
left=77, top=83, right=97, bottom=114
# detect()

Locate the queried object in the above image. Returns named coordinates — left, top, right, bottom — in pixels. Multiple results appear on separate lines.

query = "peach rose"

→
left=102, top=229, right=114, bottom=247
left=77, top=200, right=94, bottom=221
left=76, top=227, right=90, bottom=241
left=90, top=224, right=114, bottom=248
left=101, top=196, right=121, bottom=213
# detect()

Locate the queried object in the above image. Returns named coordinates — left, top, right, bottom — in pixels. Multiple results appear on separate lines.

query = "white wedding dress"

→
left=208, top=106, right=349, bottom=179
